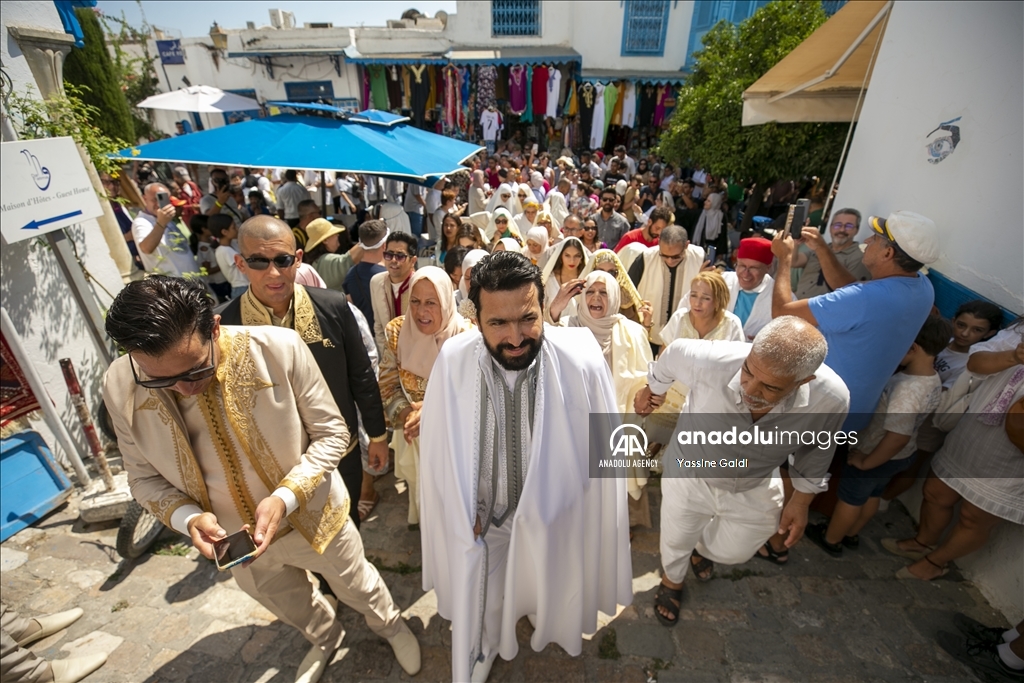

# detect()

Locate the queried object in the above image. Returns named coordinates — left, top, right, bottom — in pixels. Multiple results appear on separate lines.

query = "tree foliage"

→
left=658, top=1, right=847, bottom=187
left=99, top=8, right=162, bottom=141
left=6, top=83, right=129, bottom=177
left=63, top=7, right=136, bottom=143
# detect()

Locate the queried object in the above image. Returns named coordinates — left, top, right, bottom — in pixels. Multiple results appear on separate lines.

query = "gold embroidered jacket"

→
left=103, top=326, right=351, bottom=554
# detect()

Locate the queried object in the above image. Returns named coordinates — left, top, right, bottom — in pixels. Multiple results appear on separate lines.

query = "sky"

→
left=96, top=1, right=458, bottom=38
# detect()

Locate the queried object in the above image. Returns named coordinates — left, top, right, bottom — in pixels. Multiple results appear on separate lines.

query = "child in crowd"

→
left=190, top=215, right=230, bottom=303
left=883, top=300, right=1003, bottom=500
left=209, top=214, right=249, bottom=299
left=807, top=314, right=951, bottom=556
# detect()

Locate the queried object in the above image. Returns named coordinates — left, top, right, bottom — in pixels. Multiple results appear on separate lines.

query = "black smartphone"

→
left=213, top=529, right=258, bottom=571
left=788, top=199, right=810, bottom=239
left=706, top=245, right=717, bottom=264
left=156, top=191, right=171, bottom=209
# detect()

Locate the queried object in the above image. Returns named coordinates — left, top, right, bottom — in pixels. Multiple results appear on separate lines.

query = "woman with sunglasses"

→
left=580, top=217, right=607, bottom=253
left=485, top=182, right=517, bottom=215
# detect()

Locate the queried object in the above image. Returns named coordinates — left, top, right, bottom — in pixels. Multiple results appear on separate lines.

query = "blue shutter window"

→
left=492, top=0, right=541, bottom=37
left=621, top=0, right=671, bottom=57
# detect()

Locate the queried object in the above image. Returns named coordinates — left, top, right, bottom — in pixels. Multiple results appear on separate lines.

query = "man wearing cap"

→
left=772, top=210, right=937, bottom=428
left=792, top=208, right=871, bottom=299
left=722, top=237, right=791, bottom=342
left=218, top=215, right=388, bottom=529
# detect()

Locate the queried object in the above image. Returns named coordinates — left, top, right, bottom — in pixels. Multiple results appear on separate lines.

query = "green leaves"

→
left=657, top=1, right=846, bottom=187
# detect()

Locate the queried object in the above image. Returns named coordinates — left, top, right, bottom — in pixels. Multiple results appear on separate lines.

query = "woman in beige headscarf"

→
left=379, top=266, right=473, bottom=525
left=468, top=169, right=489, bottom=215
left=563, top=270, right=654, bottom=526
left=587, top=249, right=653, bottom=327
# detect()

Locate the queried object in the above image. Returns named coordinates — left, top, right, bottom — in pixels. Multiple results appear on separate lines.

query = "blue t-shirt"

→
left=343, top=262, right=385, bottom=330
left=807, top=273, right=934, bottom=431
left=733, top=290, right=758, bottom=327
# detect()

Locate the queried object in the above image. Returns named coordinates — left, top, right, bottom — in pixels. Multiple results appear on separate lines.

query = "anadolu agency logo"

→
left=598, top=424, right=660, bottom=469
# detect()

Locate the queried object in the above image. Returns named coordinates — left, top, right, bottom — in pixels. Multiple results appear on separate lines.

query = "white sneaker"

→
left=471, top=650, right=497, bottom=683
left=295, top=643, right=331, bottom=683
left=49, top=653, right=107, bottom=683
left=16, top=608, right=84, bottom=646
left=387, top=620, right=421, bottom=676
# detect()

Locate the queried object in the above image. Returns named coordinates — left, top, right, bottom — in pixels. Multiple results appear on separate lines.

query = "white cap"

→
left=868, top=211, right=939, bottom=265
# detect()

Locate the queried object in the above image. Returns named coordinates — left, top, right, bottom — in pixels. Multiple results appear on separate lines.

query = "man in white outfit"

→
left=419, top=251, right=633, bottom=682
left=635, top=317, right=849, bottom=625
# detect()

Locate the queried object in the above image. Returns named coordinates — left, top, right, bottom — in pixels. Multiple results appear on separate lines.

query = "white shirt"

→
left=403, top=183, right=426, bottom=214
left=692, top=169, right=708, bottom=199
left=481, top=110, right=503, bottom=141
left=277, top=181, right=311, bottom=219
left=196, top=242, right=226, bottom=284
left=648, top=339, right=850, bottom=494
left=131, top=211, right=199, bottom=278
left=934, top=347, right=969, bottom=388
left=545, top=70, right=561, bottom=119
left=215, top=244, right=249, bottom=288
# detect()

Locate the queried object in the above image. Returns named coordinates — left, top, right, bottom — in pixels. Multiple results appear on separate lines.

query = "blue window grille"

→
left=621, top=1, right=671, bottom=56
left=284, top=81, right=335, bottom=103
left=492, top=0, right=541, bottom=37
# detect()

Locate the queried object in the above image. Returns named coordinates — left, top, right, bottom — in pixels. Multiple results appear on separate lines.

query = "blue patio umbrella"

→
left=112, top=110, right=482, bottom=184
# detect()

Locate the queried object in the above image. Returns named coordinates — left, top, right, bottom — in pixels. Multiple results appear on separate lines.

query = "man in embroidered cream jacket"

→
left=102, top=276, right=420, bottom=683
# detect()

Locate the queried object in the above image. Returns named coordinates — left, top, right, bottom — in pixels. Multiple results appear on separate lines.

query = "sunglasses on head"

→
left=383, top=251, right=409, bottom=262
left=243, top=254, right=297, bottom=270
left=129, top=342, right=215, bottom=389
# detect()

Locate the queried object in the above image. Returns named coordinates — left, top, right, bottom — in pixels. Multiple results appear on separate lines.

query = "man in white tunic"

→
left=634, top=317, right=849, bottom=625
left=419, top=251, right=633, bottom=682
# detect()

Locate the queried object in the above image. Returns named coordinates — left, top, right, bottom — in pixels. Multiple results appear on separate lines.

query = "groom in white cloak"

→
left=419, top=251, right=633, bottom=683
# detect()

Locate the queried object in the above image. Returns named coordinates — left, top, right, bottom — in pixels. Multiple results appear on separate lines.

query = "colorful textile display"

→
left=509, top=65, right=528, bottom=115
left=368, top=65, right=389, bottom=110
left=477, top=65, right=497, bottom=113
left=0, top=333, right=41, bottom=430
left=532, top=65, right=549, bottom=120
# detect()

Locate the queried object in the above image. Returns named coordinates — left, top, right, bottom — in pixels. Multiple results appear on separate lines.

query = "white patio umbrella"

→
left=136, top=85, right=262, bottom=113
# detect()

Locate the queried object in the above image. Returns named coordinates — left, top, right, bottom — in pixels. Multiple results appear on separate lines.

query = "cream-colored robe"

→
left=103, top=325, right=351, bottom=554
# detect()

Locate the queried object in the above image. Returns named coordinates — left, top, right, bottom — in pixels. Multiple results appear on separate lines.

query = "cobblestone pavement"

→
left=0, top=472, right=1006, bottom=683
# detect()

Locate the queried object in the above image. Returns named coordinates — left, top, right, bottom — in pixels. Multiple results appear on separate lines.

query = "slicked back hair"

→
left=105, top=276, right=214, bottom=355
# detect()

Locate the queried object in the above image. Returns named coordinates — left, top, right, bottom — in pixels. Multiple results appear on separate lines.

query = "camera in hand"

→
left=785, top=199, right=811, bottom=239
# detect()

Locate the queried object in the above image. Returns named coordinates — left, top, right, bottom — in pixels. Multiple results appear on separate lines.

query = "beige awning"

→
left=742, top=0, right=892, bottom=126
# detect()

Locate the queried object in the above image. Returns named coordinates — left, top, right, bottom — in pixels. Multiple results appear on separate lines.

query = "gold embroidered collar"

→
left=240, top=284, right=332, bottom=347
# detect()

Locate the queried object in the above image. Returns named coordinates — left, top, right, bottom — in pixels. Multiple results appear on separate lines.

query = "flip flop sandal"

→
left=755, top=540, right=789, bottom=565
left=654, top=583, right=683, bottom=628
left=881, top=537, right=935, bottom=560
left=690, top=549, right=714, bottom=582
left=895, top=555, right=949, bottom=580
left=357, top=497, right=378, bottom=522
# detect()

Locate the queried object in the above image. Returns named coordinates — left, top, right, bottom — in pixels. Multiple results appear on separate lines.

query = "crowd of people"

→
left=73, top=143, right=1024, bottom=683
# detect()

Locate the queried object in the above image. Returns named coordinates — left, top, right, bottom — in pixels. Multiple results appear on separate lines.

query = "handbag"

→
left=932, top=370, right=976, bottom=432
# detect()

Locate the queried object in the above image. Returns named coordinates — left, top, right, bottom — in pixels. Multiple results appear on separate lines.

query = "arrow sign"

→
left=22, top=210, right=83, bottom=230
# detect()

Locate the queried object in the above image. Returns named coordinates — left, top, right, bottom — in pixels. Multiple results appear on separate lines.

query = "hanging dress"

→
left=410, top=64, right=430, bottom=128
left=369, top=65, right=389, bottom=110
left=579, top=82, right=596, bottom=150
left=621, top=81, right=637, bottom=129
left=508, top=65, right=528, bottom=115
left=402, top=66, right=412, bottom=109
left=589, top=82, right=607, bottom=150
left=602, top=82, right=619, bottom=146
left=638, top=84, right=657, bottom=128
left=476, top=65, right=497, bottom=112
left=532, top=65, right=549, bottom=121
left=443, top=64, right=460, bottom=129
left=387, top=65, right=402, bottom=110
left=653, top=85, right=668, bottom=127
left=564, top=77, right=578, bottom=117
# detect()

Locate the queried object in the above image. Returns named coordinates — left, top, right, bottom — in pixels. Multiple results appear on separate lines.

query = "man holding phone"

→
left=102, top=277, right=420, bottom=683
left=131, top=182, right=200, bottom=278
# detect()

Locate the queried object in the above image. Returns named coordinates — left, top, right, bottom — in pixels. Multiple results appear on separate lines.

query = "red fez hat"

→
left=737, top=237, right=773, bottom=265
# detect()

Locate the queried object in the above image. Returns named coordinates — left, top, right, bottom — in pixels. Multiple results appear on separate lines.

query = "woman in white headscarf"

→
left=542, top=236, right=591, bottom=323
left=529, top=170, right=547, bottom=204
left=468, top=169, right=489, bottom=215
left=487, top=207, right=522, bottom=246
left=564, top=270, right=654, bottom=525
left=545, top=189, right=570, bottom=230
left=485, top=182, right=516, bottom=215
left=513, top=198, right=540, bottom=236
left=379, top=266, right=473, bottom=525
left=492, top=237, right=523, bottom=253
left=456, top=248, right=489, bottom=307
left=524, top=225, right=549, bottom=266
left=691, top=192, right=725, bottom=251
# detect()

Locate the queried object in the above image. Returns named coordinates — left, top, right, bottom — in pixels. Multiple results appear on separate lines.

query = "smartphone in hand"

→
left=213, top=529, right=258, bottom=571
left=157, top=191, right=171, bottom=209
left=706, top=245, right=717, bottom=264
left=788, top=199, right=810, bottom=239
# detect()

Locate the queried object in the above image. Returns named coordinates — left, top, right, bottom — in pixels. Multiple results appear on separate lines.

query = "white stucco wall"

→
left=570, top=1, right=694, bottom=72
left=833, top=0, right=1023, bottom=313
left=2, top=2, right=126, bottom=477
left=445, top=0, right=572, bottom=46
left=834, top=0, right=1024, bottom=623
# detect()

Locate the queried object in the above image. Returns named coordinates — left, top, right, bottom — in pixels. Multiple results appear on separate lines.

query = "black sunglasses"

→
left=383, top=251, right=410, bottom=262
left=129, top=342, right=215, bottom=389
left=243, top=254, right=297, bottom=270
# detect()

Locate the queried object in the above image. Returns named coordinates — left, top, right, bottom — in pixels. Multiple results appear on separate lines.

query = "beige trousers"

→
left=231, top=521, right=402, bottom=652
left=1, top=602, right=51, bottom=683
left=391, top=430, right=420, bottom=525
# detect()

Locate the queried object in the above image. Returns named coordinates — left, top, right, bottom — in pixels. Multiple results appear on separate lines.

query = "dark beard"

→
left=484, top=334, right=543, bottom=371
